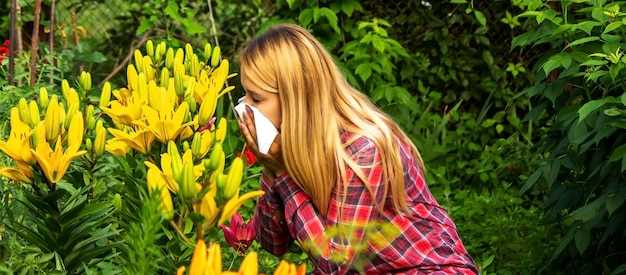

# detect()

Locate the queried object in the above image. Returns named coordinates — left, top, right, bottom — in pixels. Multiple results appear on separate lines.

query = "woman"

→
left=236, top=24, right=477, bottom=274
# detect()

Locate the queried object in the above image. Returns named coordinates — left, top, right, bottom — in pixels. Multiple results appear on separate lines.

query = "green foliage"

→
left=5, top=185, right=118, bottom=273
left=513, top=0, right=626, bottom=272
left=119, top=190, right=167, bottom=274
left=444, top=186, right=556, bottom=274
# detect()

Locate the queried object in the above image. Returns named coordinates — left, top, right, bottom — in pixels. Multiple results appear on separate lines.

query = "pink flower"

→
left=219, top=212, right=256, bottom=255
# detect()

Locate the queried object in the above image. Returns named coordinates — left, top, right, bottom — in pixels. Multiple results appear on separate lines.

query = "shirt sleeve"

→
left=253, top=171, right=293, bottom=256
left=273, top=137, right=384, bottom=274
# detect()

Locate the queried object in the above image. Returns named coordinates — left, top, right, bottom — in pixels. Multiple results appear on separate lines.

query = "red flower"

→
left=219, top=212, right=256, bottom=255
left=243, top=147, right=257, bottom=166
left=0, top=39, right=9, bottom=63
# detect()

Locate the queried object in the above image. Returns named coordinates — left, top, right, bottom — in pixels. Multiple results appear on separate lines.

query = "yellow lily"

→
left=188, top=240, right=222, bottom=275
left=107, top=127, right=154, bottom=154
left=139, top=101, right=191, bottom=144
left=144, top=155, right=179, bottom=193
left=105, top=140, right=131, bottom=157
left=31, top=137, right=86, bottom=184
left=0, top=162, right=33, bottom=183
left=146, top=166, right=174, bottom=220
left=101, top=99, right=144, bottom=126
left=193, top=59, right=229, bottom=103
left=0, top=108, right=33, bottom=163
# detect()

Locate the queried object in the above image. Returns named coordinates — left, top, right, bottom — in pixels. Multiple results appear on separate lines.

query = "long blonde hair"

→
left=239, top=24, right=424, bottom=215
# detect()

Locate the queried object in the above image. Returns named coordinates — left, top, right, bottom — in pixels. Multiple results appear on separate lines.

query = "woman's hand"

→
left=237, top=105, right=285, bottom=178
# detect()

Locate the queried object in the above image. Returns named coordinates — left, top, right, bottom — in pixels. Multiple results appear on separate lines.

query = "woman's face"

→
left=241, top=85, right=282, bottom=130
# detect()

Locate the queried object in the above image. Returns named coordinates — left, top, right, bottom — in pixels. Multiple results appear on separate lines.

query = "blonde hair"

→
left=239, top=24, right=424, bottom=215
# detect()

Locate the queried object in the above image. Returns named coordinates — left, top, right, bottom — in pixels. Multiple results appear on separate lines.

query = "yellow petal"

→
left=67, top=111, right=84, bottom=151
left=0, top=167, right=32, bottom=183
left=239, top=251, right=258, bottom=275
left=189, top=240, right=208, bottom=275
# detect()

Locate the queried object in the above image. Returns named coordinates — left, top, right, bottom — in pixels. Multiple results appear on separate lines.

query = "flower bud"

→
left=100, top=82, right=112, bottom=109
left=215, top=117, right=227, bottom=143
left=211, top=46, right=221, bottom=67
left=80, top=71, right=92, bottom=92
left=146, top=40, right=154, bottom=58
left=38, top=87, right=49, bottom=109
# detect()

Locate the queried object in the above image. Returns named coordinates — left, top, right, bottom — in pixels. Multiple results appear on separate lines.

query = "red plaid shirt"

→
left=254, top=130, right=477, bottom=274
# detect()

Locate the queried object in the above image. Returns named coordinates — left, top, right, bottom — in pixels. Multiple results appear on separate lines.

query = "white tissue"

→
left=234, top=101, right=279, bottom=154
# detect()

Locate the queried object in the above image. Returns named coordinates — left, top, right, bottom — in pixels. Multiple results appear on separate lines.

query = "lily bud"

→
left=203, top=42, right=212, bottom=61
left=160, top=67, right=169, bottom=87
left=165, top=48, right=174, bottom=69
left=215, top=117, right=227, bottom=142
left=211, top=46, right=221, bottom=67
left=29, top=101, right=40, bottom=126
left=155, top=41, right=166, bottom=63
left=94, top=120, right=106, bottom=156
left=18, top=98, right=32, bottom=126
left=134, top=49, right=144, bottom=73
left=185, top=43, right=194, bottom=62
left=100, top=82, right=111, bottom=109
left=85, top=105, right=96, bottom=130
left=38, top=87, right=49, bottom=109
left=146, top=40, right=154, bottom=58
left=79, top=71, right=92, bottom=92
left=127, top=64, right=138, bottom=91
left=224, top=157, right=244, bottom=200
left=168, top=141, right=184, bottom=183
left=205, top=143, right=224, bottom=171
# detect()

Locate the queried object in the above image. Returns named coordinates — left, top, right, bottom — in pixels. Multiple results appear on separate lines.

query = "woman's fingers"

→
left=244, top=106, right=257, bottom=142
left=238, top=117, right=259, bottom=153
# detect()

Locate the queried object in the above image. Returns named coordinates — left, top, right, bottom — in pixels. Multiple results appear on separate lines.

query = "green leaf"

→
left=581, top=59, right=607, bottom=66
left=578, top=97, right=616, bottom=121
left=570, top=196, right=606, bottom=222
left=611, top=264, right=626, bottom=275
left=298, top=8, right=314, bottom=26
left=576, top=21, right=602, bottom=34
left=450, top=0, right=467, bottom=3
left=609, top=144, right=626, bottom=162
left=182, top=19, right=207, bottom=35
left=604, top=21, right=623, bottom=33
left=318, top=7, right=341, bottom=34
left=330, top=0, right=363, bottom=16
left=164, top=1, right=181, bottom=21
left=474, top=10, right=487, bottom=26
left=286, top=0, right=296, bottom=9
left=575, top=229, right=590, bottom=255
left=566, top=36, right=600, bottom=48
left=543, top=53, right=572, bottom=75
left=372, top=38, right=386, bottom=53
left=606, top=190, right=626, bottom=215
left=136, top=19, right=153, bottom=35
left=355, top=63, right=372, bottom=82
left=521, top=167, right=542, bottom=191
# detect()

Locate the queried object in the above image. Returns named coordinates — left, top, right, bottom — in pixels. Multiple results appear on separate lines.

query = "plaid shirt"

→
left=254, top=130, right=478, bottom=274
